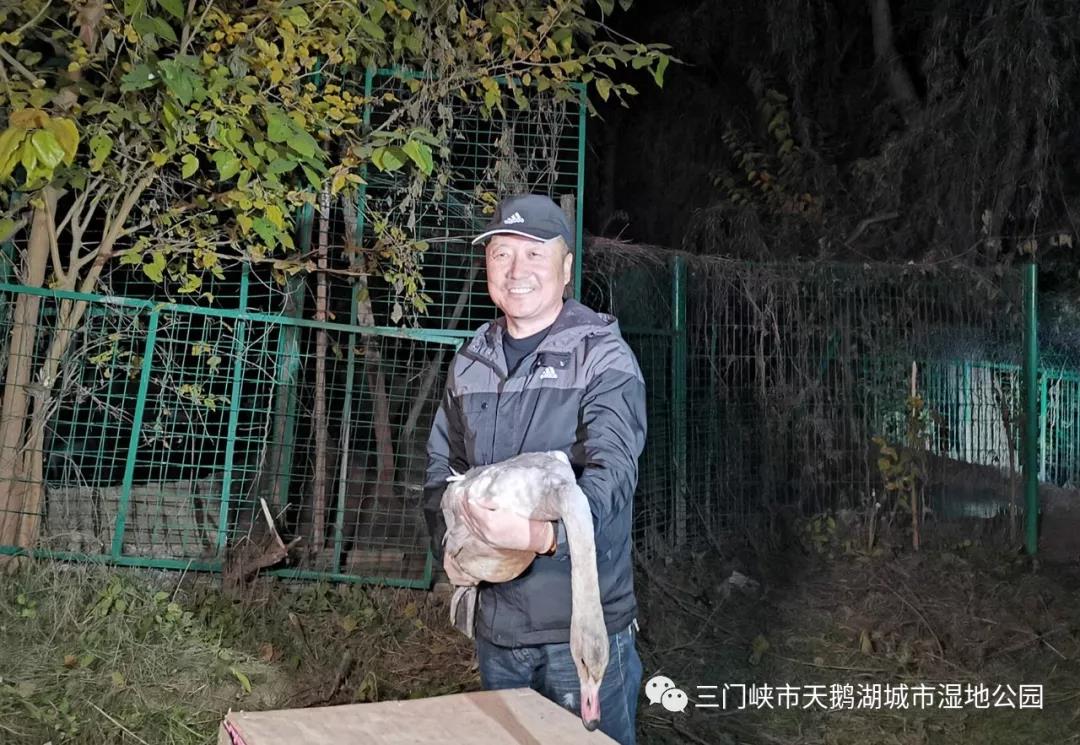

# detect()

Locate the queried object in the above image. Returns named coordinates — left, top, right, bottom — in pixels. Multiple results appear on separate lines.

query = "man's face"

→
left=485, top=233, right=573, bottom=333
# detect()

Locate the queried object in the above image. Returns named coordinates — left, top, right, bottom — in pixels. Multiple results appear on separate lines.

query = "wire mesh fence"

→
left=0, top=279, right=458, bottom=585
left=581, top=240, right=1063, bottom=555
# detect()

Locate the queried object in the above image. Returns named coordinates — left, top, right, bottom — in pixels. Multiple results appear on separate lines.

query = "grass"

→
left=0, top=560, right=476, bottom=744
left=4, top=518, right=1080, bottom=744
left=635, top=520, right=1080, bottom=745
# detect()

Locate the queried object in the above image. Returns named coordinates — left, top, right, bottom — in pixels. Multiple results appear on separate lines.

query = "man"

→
left=423, top=194, right=647, bottom=745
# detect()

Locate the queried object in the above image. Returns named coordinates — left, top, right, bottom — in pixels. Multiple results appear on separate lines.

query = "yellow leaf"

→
left=265, top=204, right=284, bottom=230
left=0, top=127, right=27, bottom=181
left=43, top=118, right=79, bottom=164
left=9, top=108, right=48, bottom=130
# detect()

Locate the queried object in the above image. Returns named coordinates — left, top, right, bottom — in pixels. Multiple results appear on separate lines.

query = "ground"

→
left=1, top=519, right=1078, bottom=745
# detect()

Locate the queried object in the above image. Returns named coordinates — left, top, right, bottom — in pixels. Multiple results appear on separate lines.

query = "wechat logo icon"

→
left=645, top=675, right=688, bottom=713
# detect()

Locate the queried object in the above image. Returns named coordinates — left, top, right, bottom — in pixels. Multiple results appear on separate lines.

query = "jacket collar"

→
left=462, top=298, right=621, bottom=376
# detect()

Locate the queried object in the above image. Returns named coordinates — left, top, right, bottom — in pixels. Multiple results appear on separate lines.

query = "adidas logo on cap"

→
left=503, top=212, right=525, bottom=225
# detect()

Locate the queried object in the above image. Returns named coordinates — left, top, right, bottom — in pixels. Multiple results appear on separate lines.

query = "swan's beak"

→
left=580, top=678, right=601, bottom=731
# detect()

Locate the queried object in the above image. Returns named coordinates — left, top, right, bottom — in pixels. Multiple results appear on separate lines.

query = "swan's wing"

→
left=449, top=586, right=477, bottom=639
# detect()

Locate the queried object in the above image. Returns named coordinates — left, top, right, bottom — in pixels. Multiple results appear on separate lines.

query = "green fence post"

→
left=671, top=255, right=688, bottom=548
left=1039, top=371, right=1048, bottom=482
left=112, top=309, right=160, bottom=559
left=215, top=264, right=251, bottom=554
left=1023, top=261, right=1039, bottom=556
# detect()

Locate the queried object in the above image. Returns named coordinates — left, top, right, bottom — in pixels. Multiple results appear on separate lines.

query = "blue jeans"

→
left=476, top=620, right=643, bottom=745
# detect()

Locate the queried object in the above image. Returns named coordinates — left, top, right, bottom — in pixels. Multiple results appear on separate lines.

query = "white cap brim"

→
left=471, top=229, right=558, bottom=245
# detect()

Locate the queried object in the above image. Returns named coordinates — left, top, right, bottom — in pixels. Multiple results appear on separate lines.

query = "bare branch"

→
left=0, top=46, right=42, bottom=86
left=42, top=197, right=67, bottom=286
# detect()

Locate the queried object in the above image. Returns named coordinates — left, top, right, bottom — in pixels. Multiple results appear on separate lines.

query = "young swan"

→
left=441, top=450, right=609, bottom=731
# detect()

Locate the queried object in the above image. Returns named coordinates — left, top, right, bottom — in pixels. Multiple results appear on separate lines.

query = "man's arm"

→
left=553, top=339, right=647, bottom=558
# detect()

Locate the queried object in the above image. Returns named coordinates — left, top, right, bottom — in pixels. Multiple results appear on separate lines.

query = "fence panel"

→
left=0, top=283, right=458, bottom=586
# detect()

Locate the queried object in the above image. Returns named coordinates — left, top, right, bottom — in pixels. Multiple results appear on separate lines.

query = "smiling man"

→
left=423, top=194, right=647, bottom=744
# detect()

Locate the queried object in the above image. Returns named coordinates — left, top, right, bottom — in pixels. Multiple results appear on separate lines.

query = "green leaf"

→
left=181, top=153, right=198, bottom=178
left=371, top=146, right=405, bottom=172
left=89, top=133, right=113, bottom=170
left=30, top=130, right=65, bottom=170
left=595, top=78, right=612, bottom=102
left=402, top=140, right=433, bottom=175
left=150, top=15, right=178, bottom=43
left=120, top=64, right=159, bottom=92
left=287, top=130, right=319, bottom=159
left=230, top=667, right=252, bottom=694
left=157, top=0, right=184, bottom=20
left=142, top=251, right=166, bottom=282
left=178, top=273, right=202, bottom=293
left=124, top=0, right=146, bottom=15
left=266, top=110, right=291, bottom=143
left=300, top=164, right=320, bottom=189
left=252, top=217, right=278, bottom=248
left=652, top=54, right=669, bottom=87
left=267, top=158, right=298, bottom=175
left=131, top=15, right=157, bottom=39
left=596, top=0, right=615, bottom=14
left=357, top=15, right=386, bottom=40
left=211, top=150, right=240, bottom=181
left=158, top=59, right=196, bottom=105
left=286, top=6, right=311, bottom=27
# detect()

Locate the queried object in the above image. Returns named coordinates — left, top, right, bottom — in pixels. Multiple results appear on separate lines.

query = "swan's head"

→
left=571, top=619, right=609, bottom=730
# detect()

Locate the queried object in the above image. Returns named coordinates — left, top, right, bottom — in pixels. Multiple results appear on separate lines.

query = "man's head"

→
left=472, top=194, right=575, bottom=337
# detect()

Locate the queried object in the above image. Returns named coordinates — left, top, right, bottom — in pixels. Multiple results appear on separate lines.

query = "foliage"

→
left=660, top=0, right=1080, bottom=265
left=873, top=380, right=931, bottom=550
left=0, top=562, right=474, bottom=744
left=0, top=0, right=670, bottom=297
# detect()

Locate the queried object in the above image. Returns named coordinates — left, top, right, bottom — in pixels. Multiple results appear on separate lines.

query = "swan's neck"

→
left=557, top=486, right=604, bottom=625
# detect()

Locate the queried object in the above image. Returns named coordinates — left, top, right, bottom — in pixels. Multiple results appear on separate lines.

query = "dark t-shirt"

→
left=503, top=324, right=552, bottom=376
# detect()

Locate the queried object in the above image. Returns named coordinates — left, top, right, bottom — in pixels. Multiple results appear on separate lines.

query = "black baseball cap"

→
left=471, top=194, right=575, bottom=250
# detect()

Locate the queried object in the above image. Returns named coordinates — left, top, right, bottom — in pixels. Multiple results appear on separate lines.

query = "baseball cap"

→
left=471, top=194, right=575, bottom=250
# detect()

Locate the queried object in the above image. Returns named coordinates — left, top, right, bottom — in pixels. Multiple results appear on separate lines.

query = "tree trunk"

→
left=311, top=187, right=331, bottom=554
left=0, top=187, right=57, bottom=554
left=0, top=174, right=153, bottom=559
left=868, top=0, right=920, bottom=122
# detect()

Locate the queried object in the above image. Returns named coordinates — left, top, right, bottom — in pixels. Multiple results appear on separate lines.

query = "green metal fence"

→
left=0, top=277, right=459, bottom=584
left=582, top=243, right=1069, bottom=555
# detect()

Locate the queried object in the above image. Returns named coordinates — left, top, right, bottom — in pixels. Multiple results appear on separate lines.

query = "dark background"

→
left=583, top=0, right=1080, bottom=283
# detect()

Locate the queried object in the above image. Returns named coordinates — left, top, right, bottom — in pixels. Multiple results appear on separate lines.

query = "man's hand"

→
left=461, top=495, right=556, bottom=554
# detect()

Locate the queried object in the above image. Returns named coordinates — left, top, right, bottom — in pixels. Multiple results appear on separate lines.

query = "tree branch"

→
left=868, top=0, right=920, bottom=122
left=0, top=46, right=42, bottom=86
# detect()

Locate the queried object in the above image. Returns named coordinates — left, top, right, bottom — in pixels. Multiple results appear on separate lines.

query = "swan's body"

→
left=441, top=451, right=608, bottom=730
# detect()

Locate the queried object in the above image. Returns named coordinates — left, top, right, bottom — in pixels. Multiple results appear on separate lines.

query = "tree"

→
left=0, top=0, right=670, bottom=556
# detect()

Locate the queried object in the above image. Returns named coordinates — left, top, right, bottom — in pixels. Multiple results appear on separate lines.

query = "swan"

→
left=441, top=450, right=609, bottom=731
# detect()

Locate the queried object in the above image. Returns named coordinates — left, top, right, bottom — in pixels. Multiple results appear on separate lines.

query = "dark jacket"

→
left=423, top=298, right=647, bottom=647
